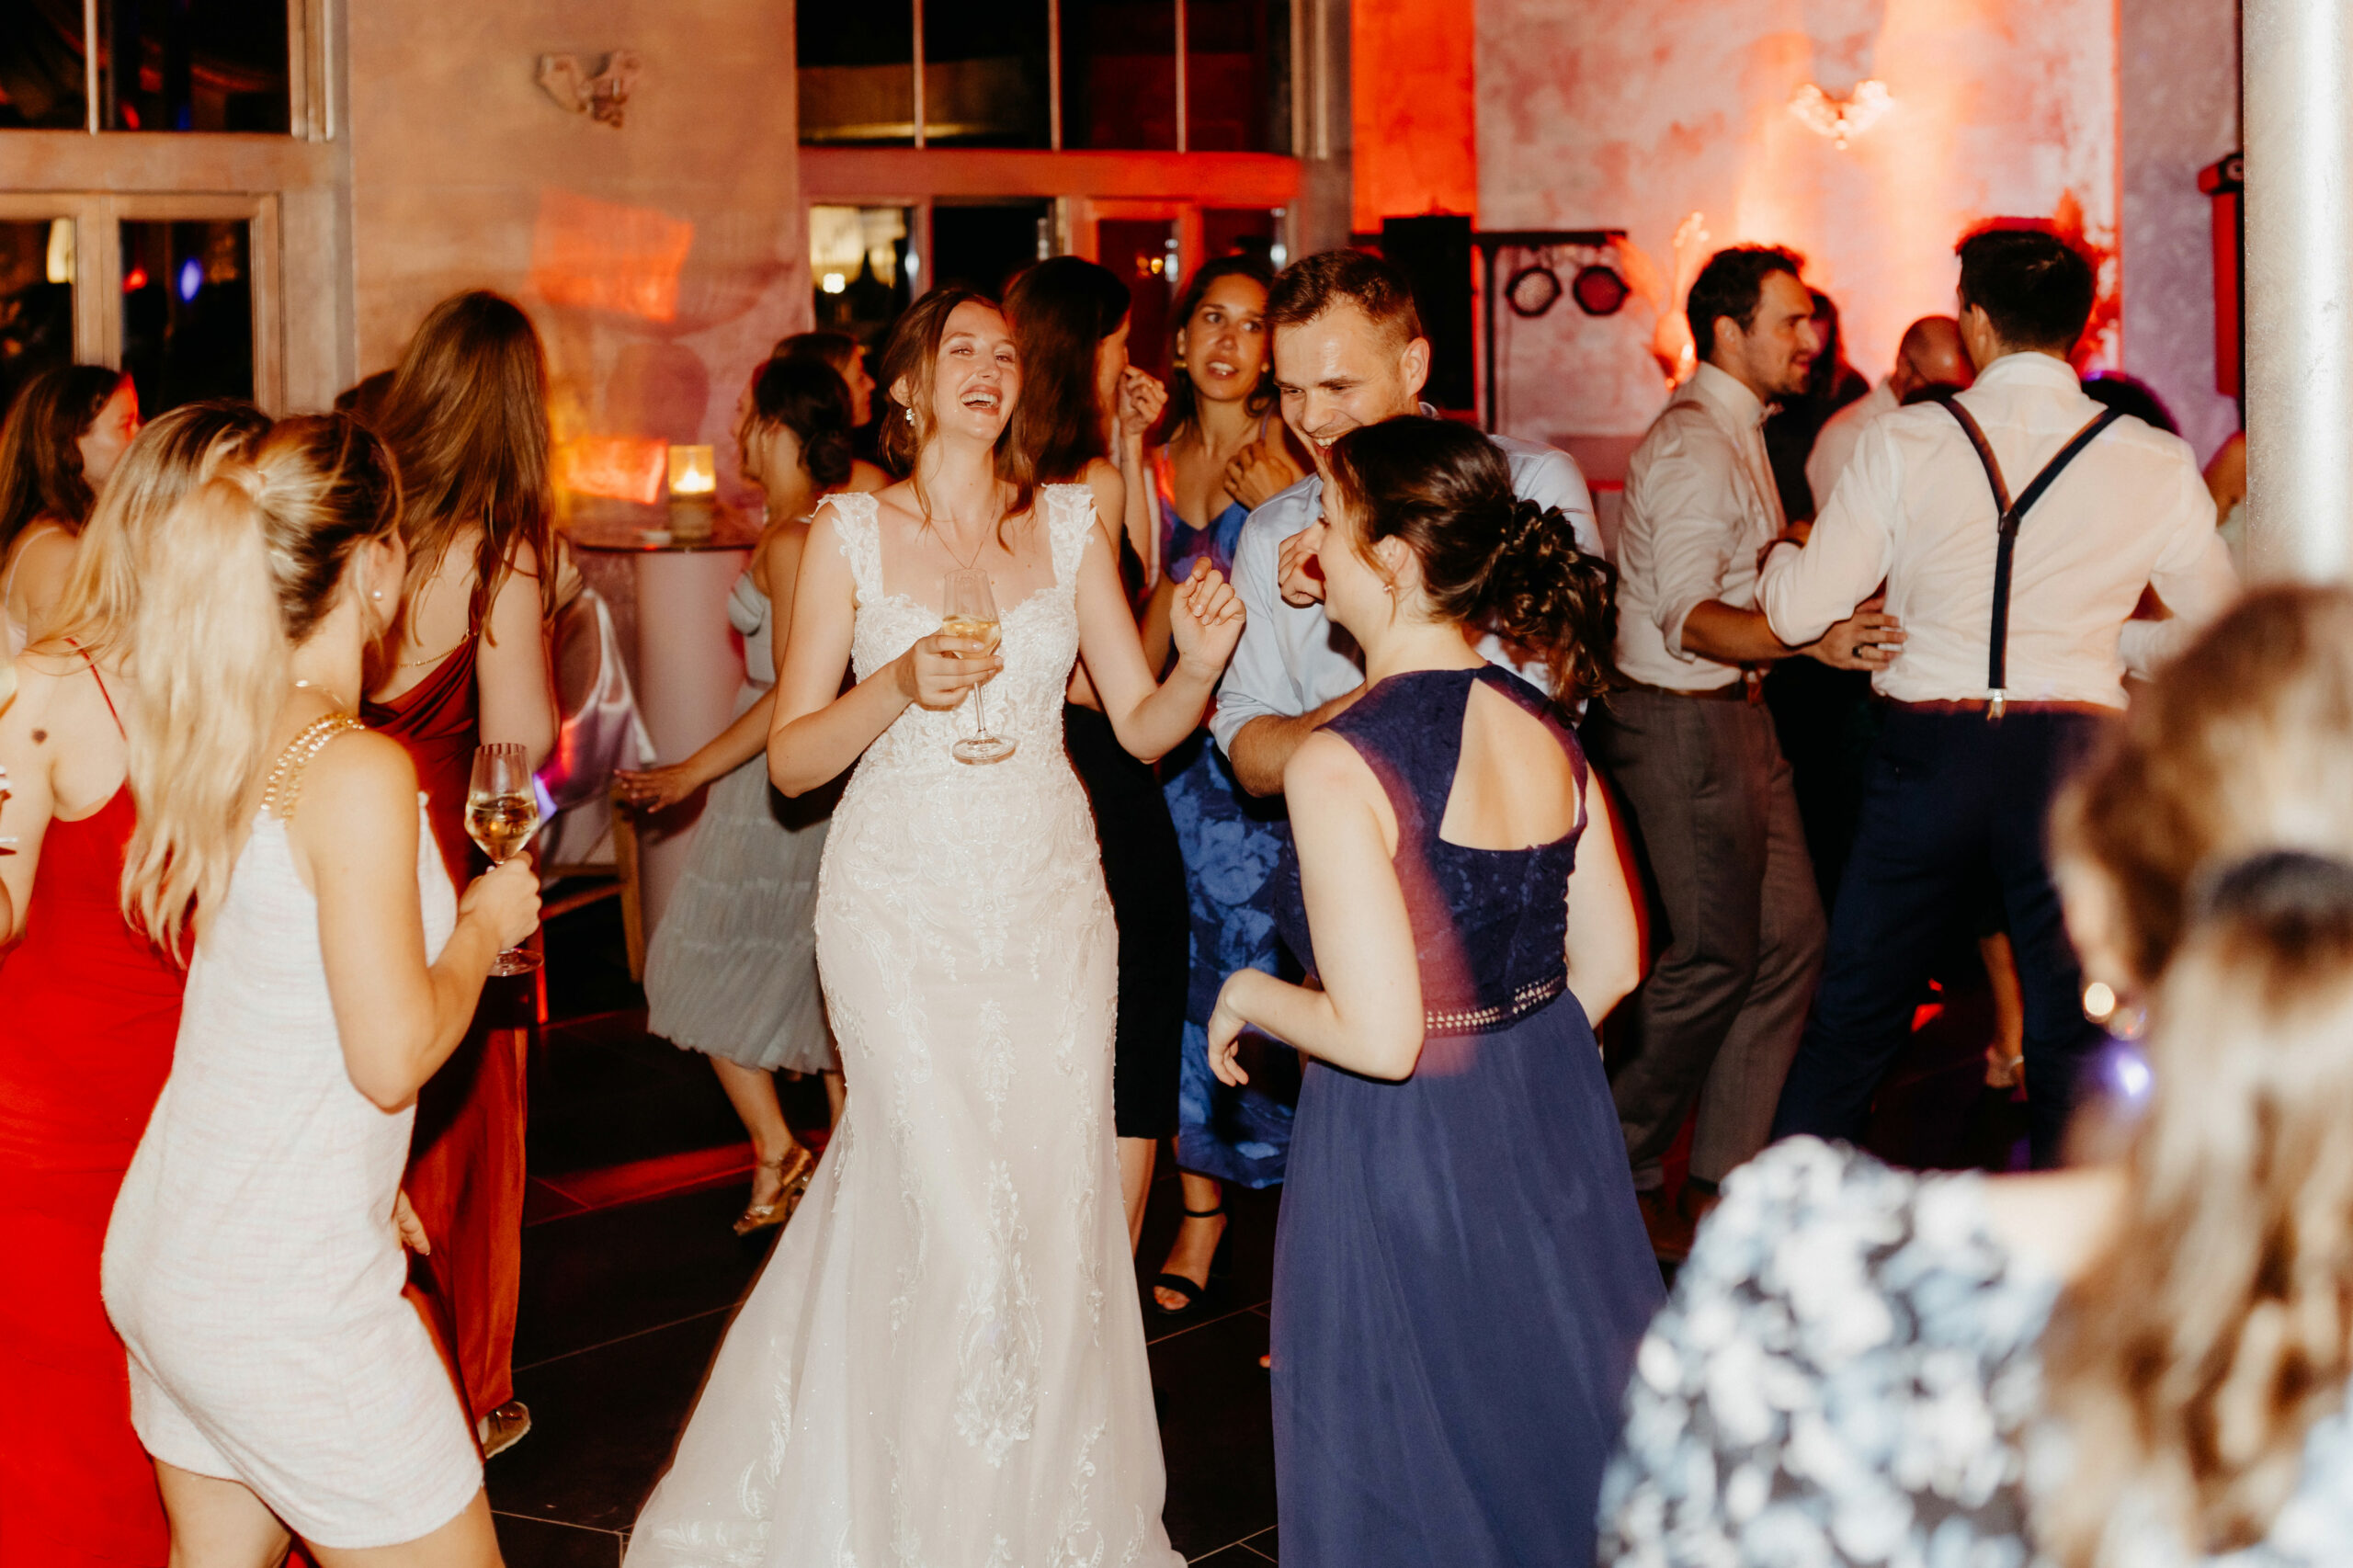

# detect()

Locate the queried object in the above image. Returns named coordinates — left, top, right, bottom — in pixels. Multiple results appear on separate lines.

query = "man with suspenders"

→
left=1756, top=226, right=2239, bottom=1165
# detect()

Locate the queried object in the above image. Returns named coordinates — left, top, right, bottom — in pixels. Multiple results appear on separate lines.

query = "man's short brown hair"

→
left=1264, top=249, right=1424, bottom=349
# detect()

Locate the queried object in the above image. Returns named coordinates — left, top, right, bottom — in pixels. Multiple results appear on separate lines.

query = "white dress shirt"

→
left=1805, top=377, right=1898, bottom=512
left=1758, top=351, right=2238, bottom=709
left=1209, top=427, right=1599, bottom=756
left=1612, top=362, right=1787, bottom=692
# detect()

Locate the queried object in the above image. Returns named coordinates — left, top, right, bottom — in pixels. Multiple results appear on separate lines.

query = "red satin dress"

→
left=364, top=637, right=529, bottom=1425
left=0, top=676, right=179, bottom=1567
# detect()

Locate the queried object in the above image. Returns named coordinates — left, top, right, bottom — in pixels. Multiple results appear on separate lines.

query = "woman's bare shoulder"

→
left=296, top=726, right=419, bottom=820
left=1977, top=1165, right=2126, bottom=1285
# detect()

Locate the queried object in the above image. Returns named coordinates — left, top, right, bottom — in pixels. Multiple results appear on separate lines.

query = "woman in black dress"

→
left=1004, top=256, right=1188, bottom=1247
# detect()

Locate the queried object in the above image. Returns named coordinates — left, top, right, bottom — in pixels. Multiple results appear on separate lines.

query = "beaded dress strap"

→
left=259, top=713, right=365, bottom=821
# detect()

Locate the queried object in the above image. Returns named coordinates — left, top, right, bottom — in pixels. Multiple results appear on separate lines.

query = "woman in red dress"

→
left=366, top=291, right=558, bottom=1458
left=0, top=402, right=270, bottom=1567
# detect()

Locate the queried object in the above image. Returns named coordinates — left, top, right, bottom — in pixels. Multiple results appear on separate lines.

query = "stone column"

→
left=2243, top=0, right=2353, bottom=580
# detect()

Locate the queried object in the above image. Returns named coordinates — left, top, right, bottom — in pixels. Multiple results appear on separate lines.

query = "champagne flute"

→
left=465, top=742, right=544, bottom=975
left=941, top=568, right=1015, bottom=766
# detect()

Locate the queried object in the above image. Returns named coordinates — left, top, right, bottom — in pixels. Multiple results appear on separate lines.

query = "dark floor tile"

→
left=1865, top=987, right=2024, bottom=1173
left=1152, top=1306, right=1278, bottom=1559
left=529, top=1031, right=747, bottom=1176
left=491, top=1513, right=622, bottom=1568
left=542, top=895, right=646, bottom=1023
left=514, top=1182, right=776, bottom=1368
left=489, top=1312, right=734, bottom=1531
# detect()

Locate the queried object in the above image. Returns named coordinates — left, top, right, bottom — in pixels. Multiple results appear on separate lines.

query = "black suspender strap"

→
left=1939, top=402, right=2127, bottom=718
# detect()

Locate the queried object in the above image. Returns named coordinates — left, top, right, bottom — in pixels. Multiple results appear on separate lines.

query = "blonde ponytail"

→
left=45, top=400, right=270, bottom=663
left=120, top=473, right=286, bottom=954
left=118, top=413, right=404, bottom=955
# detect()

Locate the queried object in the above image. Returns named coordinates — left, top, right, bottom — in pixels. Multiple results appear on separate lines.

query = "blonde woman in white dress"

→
left=99, top=414, right=539, bottom=1566
left=620, top=355, right=884, bottom=1234
left=627, top=290, right=1244, bottom=1564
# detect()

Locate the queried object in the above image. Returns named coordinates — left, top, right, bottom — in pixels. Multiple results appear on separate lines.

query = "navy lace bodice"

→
left=1272, top=665, right=1587, bottom=1037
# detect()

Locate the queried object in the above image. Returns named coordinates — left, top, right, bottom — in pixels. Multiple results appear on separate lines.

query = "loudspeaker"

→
left=1380, top=215, right=1475, bottom=413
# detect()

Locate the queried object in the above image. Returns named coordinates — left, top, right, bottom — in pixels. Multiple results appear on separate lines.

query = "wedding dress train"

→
left=626, top=487, right=1183, bottom=1567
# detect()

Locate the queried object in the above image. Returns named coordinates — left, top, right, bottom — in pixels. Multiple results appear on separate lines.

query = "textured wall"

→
left=2120, top=0, right=2240, bottom=463
left=1352, top=0, right=1478, bottom=231
left=1475, top=0, right=2120, bottom=459
left=346, top=3, right=809, bottom=498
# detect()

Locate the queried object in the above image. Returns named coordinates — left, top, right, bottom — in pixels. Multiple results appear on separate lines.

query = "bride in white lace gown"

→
left=626, top=291, right=1243, bottom=1567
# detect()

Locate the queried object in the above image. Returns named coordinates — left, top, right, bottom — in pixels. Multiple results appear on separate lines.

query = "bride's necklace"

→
left=928, top=483, right=1009, bottom=573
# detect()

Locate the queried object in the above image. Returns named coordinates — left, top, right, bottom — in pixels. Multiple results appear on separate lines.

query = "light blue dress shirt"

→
left=1209, top=430, right=1601, bottom=757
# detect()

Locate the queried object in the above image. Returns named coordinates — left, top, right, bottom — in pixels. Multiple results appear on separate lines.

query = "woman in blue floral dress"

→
left=1142, top=256, right=1307, bottom=1314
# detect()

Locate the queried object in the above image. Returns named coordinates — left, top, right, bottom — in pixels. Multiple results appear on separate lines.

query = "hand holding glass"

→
left=465, top=743, right=543, bottom=975
left=942, top=569, right=1015, bottom=766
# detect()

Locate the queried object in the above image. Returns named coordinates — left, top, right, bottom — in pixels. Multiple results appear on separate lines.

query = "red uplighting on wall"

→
left=529, top=189, right=695, bottom=324
left=554, top=435, right=668, bottom=503
left=1351, top=0, right=1478, bottom=233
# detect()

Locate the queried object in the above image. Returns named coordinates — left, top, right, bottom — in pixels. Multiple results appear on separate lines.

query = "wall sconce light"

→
left=538, top=51, right=640, bottom=129
left=1789, top=79, right=1893, bottom=149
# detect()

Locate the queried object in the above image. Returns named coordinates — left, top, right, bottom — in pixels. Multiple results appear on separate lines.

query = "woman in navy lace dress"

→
left=1206, top=417, right=1660, bottom=1568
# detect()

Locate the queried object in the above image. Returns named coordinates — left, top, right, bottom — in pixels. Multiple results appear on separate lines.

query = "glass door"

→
left=0, top=214, right=77, bottom=414
left=119, top=217, right=257, bottom=412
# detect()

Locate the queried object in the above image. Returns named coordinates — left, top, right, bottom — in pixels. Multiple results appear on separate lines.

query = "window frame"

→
left=54, top=0, right=332, bottom=139
left=0, top=191, right=281, bottom=410
left=820, top=0, right=1297, bottom=155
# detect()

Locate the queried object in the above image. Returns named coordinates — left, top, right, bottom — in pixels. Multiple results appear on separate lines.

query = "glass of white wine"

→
left=942, top=568, right=1015, bottom=766
left=465, top=742, right=543, bottom=976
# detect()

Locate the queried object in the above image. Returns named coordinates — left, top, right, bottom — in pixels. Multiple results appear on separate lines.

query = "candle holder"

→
left=666, top=443, right=717, bottom=539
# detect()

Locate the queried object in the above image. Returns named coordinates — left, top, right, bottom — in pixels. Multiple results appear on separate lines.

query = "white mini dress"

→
left=102, top=750, right=481, bottom=1548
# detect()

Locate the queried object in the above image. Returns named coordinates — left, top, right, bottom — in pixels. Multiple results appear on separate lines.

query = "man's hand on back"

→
left=1809, top=597, right=1905, bottom=671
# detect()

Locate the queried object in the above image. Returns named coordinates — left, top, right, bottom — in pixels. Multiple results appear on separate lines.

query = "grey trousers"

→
left=1584, top=686, right=1825, bottom=1188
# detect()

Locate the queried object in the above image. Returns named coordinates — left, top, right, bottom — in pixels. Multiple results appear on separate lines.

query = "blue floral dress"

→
left=1157, top=446, right=1293, bottom=1187
left=1600, top=1137, right=2353, bottom=1566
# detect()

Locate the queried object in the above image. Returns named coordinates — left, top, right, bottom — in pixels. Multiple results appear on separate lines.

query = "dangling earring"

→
left=2083, top=980, right=2147, bottom=1040
left=904, top=407, right=915, bottom=426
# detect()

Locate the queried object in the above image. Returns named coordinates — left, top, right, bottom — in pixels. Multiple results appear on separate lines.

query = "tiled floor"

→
left=488, top=1021, right=1288, bottom=1563
left=492, top=892, right=2022, bottom=1564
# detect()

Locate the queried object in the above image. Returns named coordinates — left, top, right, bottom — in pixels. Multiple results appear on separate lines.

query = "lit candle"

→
left=666, top=444, right=716, bottom=497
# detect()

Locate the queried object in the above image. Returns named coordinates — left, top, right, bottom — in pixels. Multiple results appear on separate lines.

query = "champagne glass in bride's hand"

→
left=465, top=743, right=543, bottom=975
left=941, top=569, right=1015, bottom=766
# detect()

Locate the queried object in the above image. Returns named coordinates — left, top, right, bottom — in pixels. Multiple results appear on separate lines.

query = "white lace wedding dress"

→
left=627, top=487, right=1183, bottom=1568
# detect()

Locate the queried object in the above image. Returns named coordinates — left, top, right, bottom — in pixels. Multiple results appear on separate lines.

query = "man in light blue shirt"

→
left=1211, top=250, right=1601, bottom=796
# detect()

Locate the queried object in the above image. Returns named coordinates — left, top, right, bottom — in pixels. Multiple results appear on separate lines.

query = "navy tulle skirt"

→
left=1269, top=991, right=1664, bottom=1568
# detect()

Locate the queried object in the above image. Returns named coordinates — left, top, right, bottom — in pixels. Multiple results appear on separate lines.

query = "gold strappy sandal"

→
left=733, top=1143, right=818, bottom=1236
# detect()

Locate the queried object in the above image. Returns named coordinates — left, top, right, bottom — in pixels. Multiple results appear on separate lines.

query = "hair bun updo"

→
left=746, top=355, right=858, bottom=490
left=1324, top=417, right=1620, bottom=709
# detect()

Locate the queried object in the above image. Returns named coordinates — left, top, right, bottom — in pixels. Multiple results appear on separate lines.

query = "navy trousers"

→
left=1768, top=706, right=2108, bottom=1167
